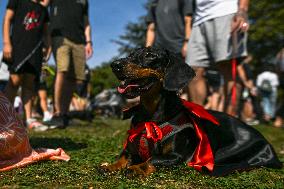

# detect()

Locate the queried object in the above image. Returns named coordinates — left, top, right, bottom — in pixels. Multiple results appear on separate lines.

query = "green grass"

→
left=0, top=118, right=283, bottom=188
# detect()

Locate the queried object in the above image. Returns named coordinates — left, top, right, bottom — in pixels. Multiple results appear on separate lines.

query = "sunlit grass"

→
left=0, top=118, right=283, bottom=188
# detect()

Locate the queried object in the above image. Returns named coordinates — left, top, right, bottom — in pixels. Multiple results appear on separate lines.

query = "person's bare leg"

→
left=225, top=81, right=242, bottom=116
left=204, top=95, right=212, bottom=109
left=38, top=89, right=48, bottom=112
left=21, top=73, right=36, bottom=121
left=211, top=92, right=221, bottom=111
left=274, top=116, right=283, bottom=128
left=241, top=100, right=254, bottom=121
left=4, top=74, right=22, bottom=103
left=60, top=76, right=77, bottom=114
left=188, top=67, right=207, bottom=106
left=54, top=72, right=66, bottom=114
left=217, top=86, right=225, bottom=112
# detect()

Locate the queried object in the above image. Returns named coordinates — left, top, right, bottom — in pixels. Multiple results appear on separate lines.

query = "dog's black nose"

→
left=111, top=59, right=124, bottom=72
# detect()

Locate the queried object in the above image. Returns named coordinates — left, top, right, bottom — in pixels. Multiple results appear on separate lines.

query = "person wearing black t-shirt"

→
left=45, top=0, right=93, bottom=128
left=145, top=0, right=193, bottom=58
left=2, top=0, right=51, bottom=130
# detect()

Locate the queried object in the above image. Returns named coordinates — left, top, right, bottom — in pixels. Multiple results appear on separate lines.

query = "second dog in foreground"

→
left=101, top=47, right=282, bottom=176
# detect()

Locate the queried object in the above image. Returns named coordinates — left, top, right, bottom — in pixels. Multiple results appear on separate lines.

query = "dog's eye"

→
left=144, top=52, right=156, bottom=59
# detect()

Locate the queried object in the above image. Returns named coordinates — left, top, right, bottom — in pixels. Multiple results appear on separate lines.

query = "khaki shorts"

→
left=186, top=14, right=248, bottom=68
left=52, top=37, right=86, bottom=80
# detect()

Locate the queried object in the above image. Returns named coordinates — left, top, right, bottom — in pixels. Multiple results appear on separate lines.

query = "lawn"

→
left=0, top=118, right=283, bottom=188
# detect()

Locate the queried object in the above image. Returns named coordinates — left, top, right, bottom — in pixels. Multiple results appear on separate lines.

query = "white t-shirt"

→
left=14, top=96, right=22, bottom=108
left=193, top=0, right=238, bottom=26
left=0, top=51, right=10, bottom=81
left=256, top=71, right=279, bottom=92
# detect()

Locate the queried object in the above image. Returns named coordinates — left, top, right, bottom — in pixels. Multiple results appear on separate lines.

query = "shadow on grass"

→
left=29, top=137, right=88, bottom=151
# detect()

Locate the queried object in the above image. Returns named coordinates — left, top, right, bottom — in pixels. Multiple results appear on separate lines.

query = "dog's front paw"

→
left=127, top=161, right=156, bottom=177
left=99, top=162, right=119, bottom=173
left=99, top=155, right=129, bottom=173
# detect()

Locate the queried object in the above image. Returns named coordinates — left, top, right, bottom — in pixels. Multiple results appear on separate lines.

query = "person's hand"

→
left=231, top=9, right=249, bottom=33
left=42, top=46, right=51, bottom=62
left=85, top=42, right=93, bottom=59
left=181, top=41, right=188, bottom=58
left=250, top=87, right=258, bottom=96
left=3, top=42, right=13, bottom=62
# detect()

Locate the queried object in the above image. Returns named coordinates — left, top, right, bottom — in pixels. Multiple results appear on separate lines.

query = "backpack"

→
left=260, top=79, right=273, bottom=93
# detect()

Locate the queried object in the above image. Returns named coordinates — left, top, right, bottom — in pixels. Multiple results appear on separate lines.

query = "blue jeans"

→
left=0, top=81, right=8, bottom=92
left=261, top=90, right=277, bottom=117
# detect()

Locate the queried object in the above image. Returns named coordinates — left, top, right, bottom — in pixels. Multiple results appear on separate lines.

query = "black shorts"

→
left=34, top=75, right=48, bottom=91
left=9, top=62, right=38, bottom=75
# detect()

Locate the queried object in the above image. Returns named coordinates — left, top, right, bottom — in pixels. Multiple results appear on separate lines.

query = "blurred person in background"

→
left=2, top=0, right=51, bottom=130
left=238, top=55, right=260, bottom=125
left=256, top=64, right=279, bottom=122
left=45, top=0, right=93, bottom=128
left=186, top=0, right=249, bottom=117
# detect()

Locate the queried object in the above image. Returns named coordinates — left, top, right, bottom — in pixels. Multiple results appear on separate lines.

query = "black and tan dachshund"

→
left=101, top=47, right=282, bottom=176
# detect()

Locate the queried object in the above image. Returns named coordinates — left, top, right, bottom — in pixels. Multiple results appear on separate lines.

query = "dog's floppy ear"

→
left=163, top=57, right=196, bottom=92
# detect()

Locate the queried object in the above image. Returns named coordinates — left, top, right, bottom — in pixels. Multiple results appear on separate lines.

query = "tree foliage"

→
left=249, top=0, right=284, bottom=63
left=90, top=61, right=119, bottom=95
left=113, top=16, right=147, bottom=56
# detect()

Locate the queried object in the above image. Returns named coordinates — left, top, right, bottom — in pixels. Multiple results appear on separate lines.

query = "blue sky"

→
left=0, top=0, right=147, bottom=68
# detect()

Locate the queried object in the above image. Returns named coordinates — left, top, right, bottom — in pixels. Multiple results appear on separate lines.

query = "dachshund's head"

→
left=111, top=47, right=196, bottom=99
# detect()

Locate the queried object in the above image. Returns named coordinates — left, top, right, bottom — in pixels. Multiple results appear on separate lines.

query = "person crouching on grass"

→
left=2, top=0, right=51, bottom=131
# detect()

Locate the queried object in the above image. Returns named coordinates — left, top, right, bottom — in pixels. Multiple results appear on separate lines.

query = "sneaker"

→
left=44, top=114, right=69, bottom=129
left=43, top=111, right=53, bottom=122
left=27, top=119, right=49, bottom=132
left=245, top=119, right=260, bottom=126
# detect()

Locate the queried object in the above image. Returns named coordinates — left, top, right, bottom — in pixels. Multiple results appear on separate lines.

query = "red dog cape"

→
left=123, top=98, right=282, bottom=176
left=0, top=93, right=70, bottom=172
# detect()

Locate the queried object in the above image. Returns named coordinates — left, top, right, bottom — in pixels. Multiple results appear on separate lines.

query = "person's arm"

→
left=237, top=64, right=256, bottom=93
left=84, top=21, right=93, bottom=59
left=239, top=0, right=249, bottom=12
left=84, top=0, right=93, bottom=59
left=145, top=22, right=155, bottom=47
left=2, top=9, right=14, bottom=62
left=145, top=1, right=156, bottom=47
left=231, top=0, right=250, bottom=32
left=181, top=15, right=192, bottom=58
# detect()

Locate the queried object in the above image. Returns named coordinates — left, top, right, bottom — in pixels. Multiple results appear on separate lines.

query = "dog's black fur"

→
left=102, top=47, right=282, bottom=176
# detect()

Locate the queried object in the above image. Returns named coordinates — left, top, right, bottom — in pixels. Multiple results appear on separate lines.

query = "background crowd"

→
left=0, top=0, right=283, bottom=131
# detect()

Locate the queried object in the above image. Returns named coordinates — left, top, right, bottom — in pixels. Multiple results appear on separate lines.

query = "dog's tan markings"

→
left=100, top=155, right=129, bottom=172
left=128, top=160, right=156, bottom=176
left=139, top=69, right=163, bottom=79
left=124, top=64, right=164, bottom=79
left=141, top=82, right=162, bottom=115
